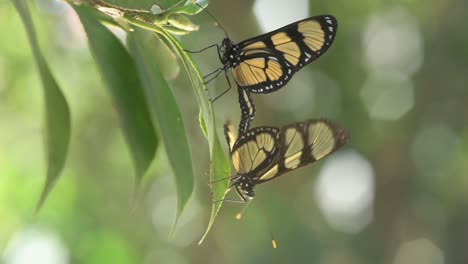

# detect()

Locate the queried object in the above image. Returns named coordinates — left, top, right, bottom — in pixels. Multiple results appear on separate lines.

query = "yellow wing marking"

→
left=256, top=133, right=275, bottom=152
left=225, top=123, right=237, bottom=152
left=232, top=144, right=258, bottom=174
left=259, top=164, right=279, bottom=181
left=244, top=50, right=270, bottom=56
left=271, top=32, right=292, bottom=45
left=275, top=42, right=300, bottom=66
left=308, top=122, right=335, bottom=160
left=233, top=58, right=268, bottom=86
left=284, top=152, right=302, bottom=169
left=298, top=20, right=325, bottom=51
left=283, top=127, right=304, bottom=169
left=231, top=133, right=276, bottom=174
left=284, top=127, right=303, bottom=157
left=245, top=58, right=266, bottom=68
left=265, top=60, right=282, bottom=81
left=251, top=149, right=267, bottom=173
left=243, top=41, right=267, bottom=50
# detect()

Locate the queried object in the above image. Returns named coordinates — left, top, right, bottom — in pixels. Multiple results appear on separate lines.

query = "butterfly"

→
left=189, top=9, right=338, bottom=133
left=224, top=119, right=348, bottom=201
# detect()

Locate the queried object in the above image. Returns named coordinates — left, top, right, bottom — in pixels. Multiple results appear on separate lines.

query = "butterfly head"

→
left=234, top=175, right=256, bottom=200
left=220, top=37, right=236, bottom=65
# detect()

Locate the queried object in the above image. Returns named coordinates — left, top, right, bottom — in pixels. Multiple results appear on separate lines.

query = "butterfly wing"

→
left=224, top=124, right=281, bottom=177
left=224, top=122, right=238, bottom=154
left=231, top=15, right=337, bottom=93
left=255, top=119, right=348, bottom=183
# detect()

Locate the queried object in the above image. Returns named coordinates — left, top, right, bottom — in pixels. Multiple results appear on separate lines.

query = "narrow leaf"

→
left=154, top=31, right=230, bottom=244
left=199, top=138, right=230, bottom=243
left=12, top=0, right=71, bottom=212
left=127, top=29, right=194, bottom=231
left=74, top=6, right=157, bottom=185
left=111, top=4, right=230, bottom=242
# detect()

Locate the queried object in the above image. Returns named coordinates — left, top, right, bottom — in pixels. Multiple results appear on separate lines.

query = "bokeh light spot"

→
left=36, top=0, right=68, bottom=15
left=3, top=226, right=69, bottom=264
left=360, top=72, right=414, bottom=120
left=253, top=0, right=309, bottom=32
left=393, top=238, right=444, bottom=264
left=315, top=150, right=375, bottom=233
left=363, top=7, right=423, bottom=77
left=410, top=124, right=461, bottom=178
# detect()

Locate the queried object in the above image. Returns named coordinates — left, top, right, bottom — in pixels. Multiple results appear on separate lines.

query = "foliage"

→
left=8, top=0, right=230, bottom=243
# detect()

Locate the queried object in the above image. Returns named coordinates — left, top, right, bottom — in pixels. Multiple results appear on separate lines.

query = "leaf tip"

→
left=34, top=179, right=55, bottom=215
left=129, top=178, right=143, bottom=213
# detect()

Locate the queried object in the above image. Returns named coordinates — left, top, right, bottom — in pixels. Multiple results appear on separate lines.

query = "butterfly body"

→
left=231, top=175, right=256, bottom=200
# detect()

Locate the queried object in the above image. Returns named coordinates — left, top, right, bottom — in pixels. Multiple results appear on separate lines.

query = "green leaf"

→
left=127, top=17, right=230, bottom=242
left=74, top=6, right=157, bottom=185
left=199, top=137, right=230, bottom=244
left=83, top=0, right=230, bottom=242
left=198, top=110, right=208, bottom=138
left=147, top=36, right=180, bottom=81
left=12, top=0, right=71, bottom=212
left=127, top=29, right=193, bottom=231
left=152, top=30, right=230, bottom=244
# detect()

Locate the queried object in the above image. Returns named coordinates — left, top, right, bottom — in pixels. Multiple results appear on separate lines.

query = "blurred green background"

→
left=1, top=0, right=468, bottom=263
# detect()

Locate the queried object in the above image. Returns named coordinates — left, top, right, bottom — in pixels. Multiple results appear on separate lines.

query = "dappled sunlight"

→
left=315, top=150, right=375, bottom=233
left=362, top=7, right=423, bottom=77
left=360, top=72, right=414, bottom=120
left=254, top=0, right=309, bottom=32
left=2, top=226, right=69, bottom=264
left=410, top=124, right=461, bottom=178
left=393, top=239, right=444, bottom=264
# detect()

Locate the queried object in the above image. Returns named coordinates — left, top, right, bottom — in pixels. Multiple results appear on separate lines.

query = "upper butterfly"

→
left=188, top=6, right=338, bottom=133
left=219, top=15, right=338, bottom=93
left=224, top=119, right=348, bottom=201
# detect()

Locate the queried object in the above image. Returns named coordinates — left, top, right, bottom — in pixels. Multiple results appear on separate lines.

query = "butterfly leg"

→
left=212, top=186, right=248, bottom=204
left=212, top=198, right=247, bottom=204
left=209, top=175, right=235, bottom=185
left=203, top=68, right=223, bottom=79
left=210, top=70, right=232, bottom=103
left=234, top=186, right=249, bottom=202
left=203, top=68, right=225, bottom=84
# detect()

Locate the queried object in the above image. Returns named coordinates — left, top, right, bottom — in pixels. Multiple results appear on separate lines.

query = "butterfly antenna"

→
left=259, top=206, right=278, bottom=249
left=235, top=201, right=252, bottom=220
left=235, top=202, right=278, bottom=249
left=192, top=0, right=229, bottom=38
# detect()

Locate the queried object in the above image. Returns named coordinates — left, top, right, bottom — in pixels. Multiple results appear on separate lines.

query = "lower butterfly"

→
left=224, top=119, right=349, bottom=201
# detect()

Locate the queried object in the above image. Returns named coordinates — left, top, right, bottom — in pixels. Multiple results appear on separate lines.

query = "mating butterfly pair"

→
left=189, top=8, right=346, bottom=201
